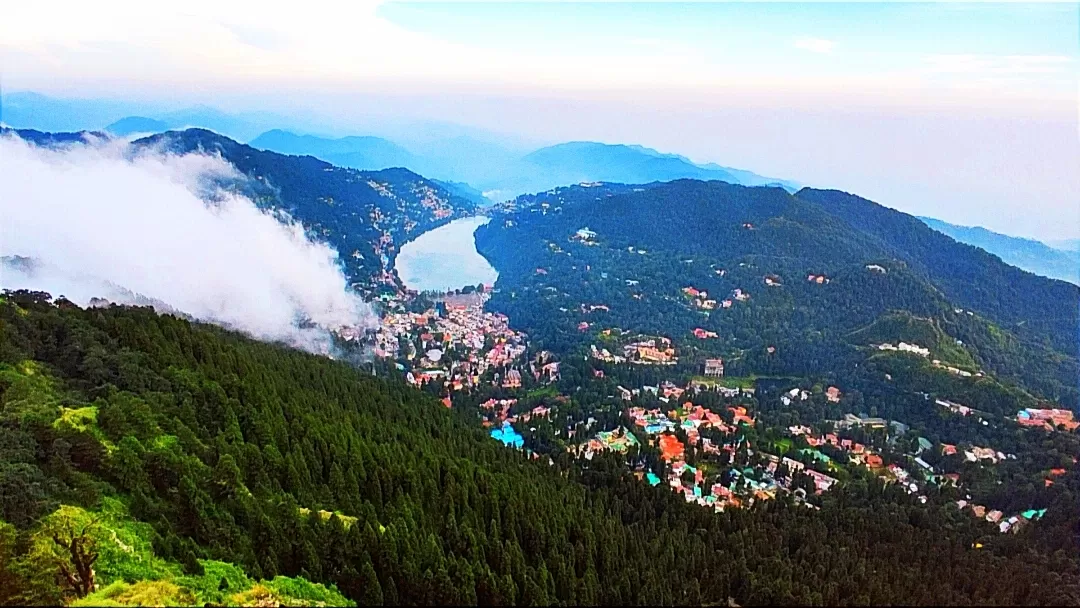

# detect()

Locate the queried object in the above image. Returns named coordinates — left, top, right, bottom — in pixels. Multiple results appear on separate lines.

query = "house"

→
left=941, top=443, right=957, bottom=456
left=826, top=386, right=842, bottom=403
left=502, top=369, right=522, bottom=389
left=693, top=328, right=718, bottom=339
left=658, top=434, right=685, bottom=461
left=865, top=454, right=884, bottom=469
left=574, top=227, right=598, bottom=240
left=866, top=264, right=887, bottom=273
left=806, top=470, right=837, bottom=493
left=764, top=275, right=782, bottom=287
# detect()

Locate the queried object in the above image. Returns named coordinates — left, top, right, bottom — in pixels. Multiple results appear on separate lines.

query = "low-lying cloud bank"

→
left=0, top=133, right=374, bottom=353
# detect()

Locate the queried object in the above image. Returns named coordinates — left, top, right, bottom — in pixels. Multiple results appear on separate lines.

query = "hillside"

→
left=3, top=292, right=1080, bottom=605
left=132, top=129, right=478, bottom=295
left=475, top=180, right=1079, bottom=407
left=1, top=127, right=106, bottom=147
left=919, top=216, right=1079, bottom=285
left=798, top=189, right=1078, bottom=357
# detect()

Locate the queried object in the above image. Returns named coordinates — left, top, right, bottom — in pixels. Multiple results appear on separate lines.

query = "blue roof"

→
left=490, top=422, right=524, bottom=448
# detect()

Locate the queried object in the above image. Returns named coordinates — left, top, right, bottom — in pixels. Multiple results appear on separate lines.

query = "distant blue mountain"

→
left=249, top=130, right=418, bottom=170
left=518, top=141, right=799, bottom=194
left=105, top=116, right=172, bottom=136
left=1, top=92, right=156, bottom=132
left=919, top=217, right=1079, bottom=285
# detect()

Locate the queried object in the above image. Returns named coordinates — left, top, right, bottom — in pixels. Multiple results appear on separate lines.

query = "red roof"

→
left=658, top=434, right=685, bottom=461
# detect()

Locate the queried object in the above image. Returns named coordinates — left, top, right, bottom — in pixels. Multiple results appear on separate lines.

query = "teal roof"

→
left=646, top=472, right=661, bottom=486
left=800, top=448, right=832, bottom=463
left=917, top=437, right=933, bottom=450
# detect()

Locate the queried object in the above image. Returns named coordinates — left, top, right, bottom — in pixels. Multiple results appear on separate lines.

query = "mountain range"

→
left=2, top=92, right=799, bottom=202
left=246, top=132, right=800, bottom=201
left=919, top=217, right=1079, bottom=285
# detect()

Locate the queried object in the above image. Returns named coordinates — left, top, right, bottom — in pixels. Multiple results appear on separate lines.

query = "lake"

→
left=394, top=216, right=498, bottom=292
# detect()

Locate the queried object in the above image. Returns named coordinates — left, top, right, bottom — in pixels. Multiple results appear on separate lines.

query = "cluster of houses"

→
left=956, top=500, right=1047, bottom=534
left=876, top=341, right=931, bottom=357
left=568, top=426, right=640, bottom=460
left=932, top=359, right=983, bottom=378
left=375, top=291, right=529, bottom=393
left=622, top=337, right=678, bottom=365
left=682, top=286, right=725, bottom=310
left=1016, top=407, right=1079, bottom=432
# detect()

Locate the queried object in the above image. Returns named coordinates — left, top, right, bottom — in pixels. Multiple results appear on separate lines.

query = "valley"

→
left=2, top=128, right=1079, bottom=606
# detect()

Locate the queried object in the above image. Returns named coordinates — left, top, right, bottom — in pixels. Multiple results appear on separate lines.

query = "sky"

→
left=2, top=1, right=1078, bottom=239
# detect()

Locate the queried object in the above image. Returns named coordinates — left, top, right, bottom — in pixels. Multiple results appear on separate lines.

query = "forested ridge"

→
left=475, top=180, right=1079, bottom=407
left=2, top=292, right=1080, bottom=605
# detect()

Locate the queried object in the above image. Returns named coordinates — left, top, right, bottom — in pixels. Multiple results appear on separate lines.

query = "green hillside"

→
left=4, top=292, right=1080, bottom=604
left=475, top=180, right=1078, bottom=407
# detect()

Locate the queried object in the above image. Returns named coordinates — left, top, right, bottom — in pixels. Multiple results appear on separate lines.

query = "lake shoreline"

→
left=394, top=216, right=499, bottom=293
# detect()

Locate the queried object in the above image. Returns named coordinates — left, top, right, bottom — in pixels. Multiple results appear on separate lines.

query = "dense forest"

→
left=475, top=180, right=1079, bottom=407
left=2, top=292, right=1080, bottom=605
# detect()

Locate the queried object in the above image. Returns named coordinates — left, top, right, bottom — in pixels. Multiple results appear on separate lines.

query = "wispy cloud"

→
left=794, top=37, right=835, bottom=54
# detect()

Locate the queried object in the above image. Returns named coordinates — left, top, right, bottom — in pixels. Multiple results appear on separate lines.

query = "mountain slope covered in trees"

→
left=3, top=293, right=1079, bottom=605
left=475, top=180, right=1079, bottom=407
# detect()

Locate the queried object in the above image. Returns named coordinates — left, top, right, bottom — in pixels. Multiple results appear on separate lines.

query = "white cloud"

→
left=0, top=133, right=375, bottom=354
left=794, top=37, right=835, bottom=54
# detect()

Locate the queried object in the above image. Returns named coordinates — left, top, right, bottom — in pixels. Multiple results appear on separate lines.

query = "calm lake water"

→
left=394, top=216, right=498, bottom=292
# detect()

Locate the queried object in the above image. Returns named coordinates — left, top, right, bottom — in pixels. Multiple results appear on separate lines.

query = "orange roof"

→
left=866, top=454, right=884, bottom=468
left=658, top=434, right=685, bottom=461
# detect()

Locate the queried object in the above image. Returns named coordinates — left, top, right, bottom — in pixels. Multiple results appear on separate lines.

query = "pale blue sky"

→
left=1, top=1, right=1077, bottom=239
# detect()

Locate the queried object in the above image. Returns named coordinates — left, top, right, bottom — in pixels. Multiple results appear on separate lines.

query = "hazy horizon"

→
left=2, top=1, right=1077, bottom=241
